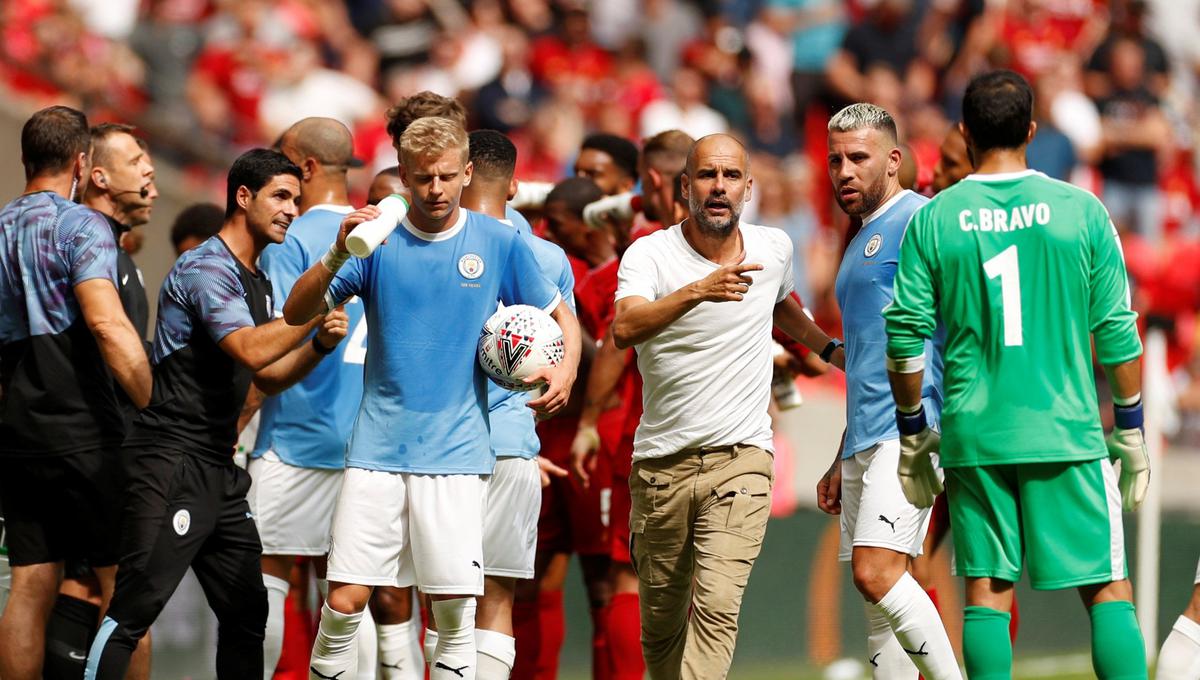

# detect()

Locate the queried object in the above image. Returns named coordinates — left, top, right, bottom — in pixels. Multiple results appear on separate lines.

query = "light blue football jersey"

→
left=326, top=209, right=561, bottom=473
left=834, top=190, right=944, bottom=457
left=488, top=222, right=575, bottom=459
left=505, top=205, right=533, bottom=235
left=253, top=206, right=365, bottom=469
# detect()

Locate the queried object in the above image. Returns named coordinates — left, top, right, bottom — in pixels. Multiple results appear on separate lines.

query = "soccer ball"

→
left=478, top=305, right=565, bottom=391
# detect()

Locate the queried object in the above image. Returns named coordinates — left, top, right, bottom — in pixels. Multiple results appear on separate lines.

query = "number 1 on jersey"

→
left=983, top=245, right=1023, bottom=347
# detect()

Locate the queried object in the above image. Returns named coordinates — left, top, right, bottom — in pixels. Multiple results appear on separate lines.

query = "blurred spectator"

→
left=997, top=0, right=1109, bottom=82
left=1096, top=35, right=1172, bottom=242
left=529, top=7, right=613, bottom=117
left=760, top=0, right=846, bottom=132
left=475, top=25, right=546, bottom=134
left=755, top=156, right=819, bottom=305
left=639, top=66, right=728, bottom=139
left=1042, top=57, right=1104, bottom=165
left=1027, top=72, right=1078, bottom=180
left=259, top=40, right=382, bottom=140
left=825, top=0, right=935, bottom=106
left=1085, top=0, right=1169, bottom=99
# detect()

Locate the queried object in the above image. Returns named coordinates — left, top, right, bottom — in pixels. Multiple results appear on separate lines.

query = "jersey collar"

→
left=400, top=207, right=468, bottom=242
left=963, top=169, right=1040, bottom=182
left=861, top=189, right=914, bottom=227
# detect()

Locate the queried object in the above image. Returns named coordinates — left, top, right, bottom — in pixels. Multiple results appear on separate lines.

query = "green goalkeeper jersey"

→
left=885, top=170, right=1142, bottom=468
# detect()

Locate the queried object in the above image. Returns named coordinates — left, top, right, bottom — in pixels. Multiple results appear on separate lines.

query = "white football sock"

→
left=356, top=605, right=378, bottom=680
left=263, top=574, right=291, bottom=680
left=475, top=629, right=515, bottom=680
left=1158, top=615, right=1200, bottom=680
left=866, top=602, right=918, bottom=680
left=876, top=572, right=962, bottom=680
left=430, top=598, right=477, bottom=680
left=424, top=629, right=439, bottom=664
left=376, top=619, right=424, bottom=680
left=311, top=602, right=363, bottom=680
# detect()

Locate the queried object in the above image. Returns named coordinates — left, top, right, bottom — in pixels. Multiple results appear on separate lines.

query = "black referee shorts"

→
left=88, top=445, right=266, bottom=680
left=0, top=449, right=122, bottom=567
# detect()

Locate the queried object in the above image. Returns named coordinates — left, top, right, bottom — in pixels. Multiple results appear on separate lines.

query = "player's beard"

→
left=836, top=172, right=890, bottom=217
left=689, top=192, right=741, bottom=236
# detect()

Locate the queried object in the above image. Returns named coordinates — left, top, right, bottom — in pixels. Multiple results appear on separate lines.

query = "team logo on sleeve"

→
left=864, top=234, right=883, bottom=258
left=458, top=253, right=485, bottom=280
left=172, top=509, right=191, bottom=536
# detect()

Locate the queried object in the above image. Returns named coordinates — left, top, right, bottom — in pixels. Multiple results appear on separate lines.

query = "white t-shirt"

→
left=615, top=223, right=794, bottom=461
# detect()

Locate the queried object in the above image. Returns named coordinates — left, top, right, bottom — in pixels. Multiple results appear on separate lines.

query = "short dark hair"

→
left=170, top=202, right=224, bottom=250
left=21, top=106, right=90, bottom=180
left=90, top=122, right=138, bottom=169
left=546, top=177, right=603, bottom=217
left=468, top=130, right=517, bottom=182
left=224, top=148, right=302, bottom=218
left=386, top=92, right=467, bottom=148
left=962, top=70, right=1033, bottom=154
left=580, top=133, right=639, bottom=180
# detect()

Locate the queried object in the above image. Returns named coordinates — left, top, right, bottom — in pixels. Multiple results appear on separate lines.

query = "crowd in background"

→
left=6, top=0, right=1200, bottom=441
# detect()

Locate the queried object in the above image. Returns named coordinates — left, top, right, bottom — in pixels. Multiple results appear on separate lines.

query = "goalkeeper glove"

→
left=895, top=405, right=943, bottom=509
left=1107, top=400, right=1150, bottom=512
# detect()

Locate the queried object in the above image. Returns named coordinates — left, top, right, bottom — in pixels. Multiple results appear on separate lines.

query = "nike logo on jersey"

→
left=868, top=653, right=881, bottom=668
left=121, top=274, right=129, bottom=286
left=68, top=651, right=86, bottom=661
left=904, top=642, right=929, bottom=656
left=310, top=667, right=345, bottom=680
left=381, top=661, right=403, bottom=670
left=472, top=560, right=482, bottom=569
left=878, top=514, right=898, bottom=532
left=434, top=662, right=470, bottom=677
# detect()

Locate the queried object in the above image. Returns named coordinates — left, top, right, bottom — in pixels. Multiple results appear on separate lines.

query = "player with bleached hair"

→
left=886, top=70, right=1149, bottom=679
left=285, top=116, right=581, bottom=680
left=817, top=102, right=960, bottom=680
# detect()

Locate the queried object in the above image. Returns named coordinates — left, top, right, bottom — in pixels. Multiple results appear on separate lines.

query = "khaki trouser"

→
left=629, top=444, right=773, bottom=680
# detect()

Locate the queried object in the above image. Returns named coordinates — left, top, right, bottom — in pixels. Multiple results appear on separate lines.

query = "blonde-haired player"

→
left=284, top=117, right=581, bottom=680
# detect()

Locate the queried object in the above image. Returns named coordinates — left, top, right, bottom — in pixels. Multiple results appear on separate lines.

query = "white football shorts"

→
left=838, top=438, right=933, bottom=561
left=483, top=456, right=541, bottom=579
left=247, top=451, right=341, bottom=556
left=326, top=467, right=486, bottom=595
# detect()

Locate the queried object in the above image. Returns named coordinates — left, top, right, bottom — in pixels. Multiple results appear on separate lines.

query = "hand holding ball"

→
left=478, top=305, right=565, bottom=391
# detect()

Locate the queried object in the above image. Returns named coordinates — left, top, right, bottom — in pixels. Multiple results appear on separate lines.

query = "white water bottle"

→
left=346, top=194, right=410, bottom=258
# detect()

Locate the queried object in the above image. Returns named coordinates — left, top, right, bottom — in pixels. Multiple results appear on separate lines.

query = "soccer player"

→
left=816, top=103, right=959, bottom=680
left=427, top=128, right=574, bottom=680
left=369, top=166, right=405, bottom=205
left=567, top=129, right=694, bottom=680
left=575, top=133, right=639, bottom=198
left=884, top=70, right=1150, bottom=679
left=0, top=106, right=152, bottom=680
left=611, top=133, right=844, bottom=679
left=529, top=175, right=614, bottom=680
left=85, top=149, right=350, bottom=679
left=170, top=202, right=225, bottom=256
left=930, top=127, right=973, bottom=195
left=1158, top=562, right=1200, bottom=679
left=285, top=116, right=580, bottom=680
left=249, top=117, right=373, bottom=679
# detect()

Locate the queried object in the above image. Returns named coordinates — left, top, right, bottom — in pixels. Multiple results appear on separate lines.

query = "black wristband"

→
left=895, top=405, right=928, bottom=436
left=311, top=335, right=335, bottom=356
left=819, top=339, right=844, bottom=363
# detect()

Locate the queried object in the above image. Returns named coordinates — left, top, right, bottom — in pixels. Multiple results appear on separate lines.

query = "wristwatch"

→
left=819, top=339, right=844, bottom=363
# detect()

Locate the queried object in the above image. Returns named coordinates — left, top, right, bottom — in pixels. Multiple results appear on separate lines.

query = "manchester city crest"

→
left=864, top=234, right=883, bottom=258
left=458, top=253, right=485, bottom=280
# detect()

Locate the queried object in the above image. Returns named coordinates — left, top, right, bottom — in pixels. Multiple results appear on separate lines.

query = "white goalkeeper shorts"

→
left=838, top=438, right=933, bottom=562
left=326, top=467, right=486, bottom=595
left=247, top=451, right=341, bottom=556
left=483, top=456, right=541, bottom=579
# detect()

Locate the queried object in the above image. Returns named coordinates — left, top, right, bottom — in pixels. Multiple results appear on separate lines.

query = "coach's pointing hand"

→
left=690, top=256, right=763, bottom=303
